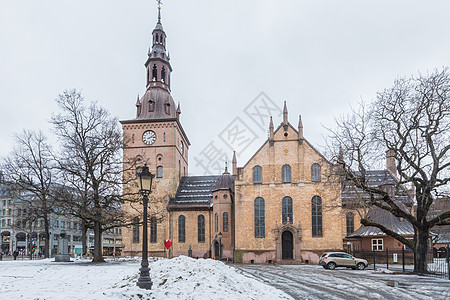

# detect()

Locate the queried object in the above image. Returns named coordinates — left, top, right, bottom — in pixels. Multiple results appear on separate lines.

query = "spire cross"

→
left=156, top=0, right=162, bottom=9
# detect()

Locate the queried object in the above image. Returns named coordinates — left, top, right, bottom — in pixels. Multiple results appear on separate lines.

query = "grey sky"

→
left=1, top=0, right=450, bottom=175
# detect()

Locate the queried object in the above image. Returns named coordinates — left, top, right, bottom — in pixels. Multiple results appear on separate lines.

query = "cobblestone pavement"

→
left=235, top=264, right=450, bottom=300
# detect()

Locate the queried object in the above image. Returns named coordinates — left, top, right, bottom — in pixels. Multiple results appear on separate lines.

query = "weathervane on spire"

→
left=156, top=0, right=163, bottom=22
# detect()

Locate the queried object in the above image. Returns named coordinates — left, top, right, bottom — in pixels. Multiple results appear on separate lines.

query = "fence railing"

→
left=351, top=246, right=450, bottom=280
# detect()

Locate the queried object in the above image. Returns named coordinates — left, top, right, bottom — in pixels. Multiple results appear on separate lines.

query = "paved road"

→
left=235, top=264, right=450, bottom=300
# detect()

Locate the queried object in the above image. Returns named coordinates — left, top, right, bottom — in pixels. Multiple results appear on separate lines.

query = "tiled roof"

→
left=342, top=170, right=412, bottom=206
left=168, top=176, right=219, bottom=210
left=347, top=204, right=414, bottom=238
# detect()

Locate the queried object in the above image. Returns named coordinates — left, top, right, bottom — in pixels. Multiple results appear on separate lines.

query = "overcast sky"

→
left=1, top=0, right=450, bottom=175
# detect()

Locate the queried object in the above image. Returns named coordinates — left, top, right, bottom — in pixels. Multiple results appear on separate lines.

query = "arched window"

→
left=155, top=33, right=159, bottom=43
left=311, top=163, right=321, bottom=182
left=152, top=64, right=158, bottom=81
left=132, top=134, right=135, bottom=144
left=282, top=164, right=291, bottom=183
left=178, top=215, right=185, bottom=243
left=157, top=166, right=163, bottom=178
left=223, top=212, right=229, bottom=232
left=282, top=196, right=293, bottom=224
left=253, top=165, right=262, bottom=184
left=159, top=34, right=163, bottom=43
left=215, top=213, right=218, bottom=232
left=312, top=196, right=323, bottom=237
left=346, top=212, right=354, bottom=236
left=150, top=217, right=157, bottom=243
left=198, top=215, right=205, bottom=242
left=254, top=197, right=265, bottom=238
left=132, top=217, right=139, bottom=243
left=161, top=67, right=166, bottom=83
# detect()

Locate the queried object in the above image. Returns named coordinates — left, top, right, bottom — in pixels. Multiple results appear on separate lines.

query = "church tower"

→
left=121, top=4, right=190, bottom=256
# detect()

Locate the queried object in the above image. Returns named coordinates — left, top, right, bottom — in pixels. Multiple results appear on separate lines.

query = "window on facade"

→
left=215, top=213, right=218, bottom=232
left=150, top=217, right=157, bottom=243
left=311, top=163, right=321, bottom=182
left=346, top=212, right=354, bottom=236
left=2, top=209, right=5, bottom=216
left=152, top=65, right=158, bottom=81
left=7, top=219, right=11, bottom=226
left=54, top=220, right=59, bottom=228
left=1, top=219, right=5, bottom=227
left=132, top=217, right=139, bottom=243
left=372, top=239, right=383, bottom=251
left=8, top=209, right=11, bottom=216
left=198, top=215, right=205, bottom=242
left=67, top=222, right=71, bottom=229
left=253, top=165, right=262, bottom=184
left=223, top=212, right=229, bottom=232
left=178, top=215, right=185, bottom=243
left=61, top=221, right=65, bottom=228
left=157, top=166, right=163, bottom=178
left=312, top=195, right=323, bottom=237
left=282, top=196, right=293, bottom=224
left=40, top=220, right=44, bottom=228
left=254, top=197, right=265, bottom=238
left=282, top=164, right=291, bottom=183
left=8, top=200, right=11, bottom=206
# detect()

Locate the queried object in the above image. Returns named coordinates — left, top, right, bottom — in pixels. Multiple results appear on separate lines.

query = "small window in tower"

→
left=152, top=65, right=158, bottom=81
left=159, top=35, right=163, bottom=43
left=163, top=132, right=166, bottom=142
left=156, top=33, right=159, bottom=44
left=132, top=134, right=135, bottom=144
left=148, top=99, right=155, bottom=112
left=161, top=67, right=166, bottom=83
left=165, top=102, right=171, bottom=115
left=147, top=68, right=150, bottom=84
left=157, top=166, right=163, bottom=178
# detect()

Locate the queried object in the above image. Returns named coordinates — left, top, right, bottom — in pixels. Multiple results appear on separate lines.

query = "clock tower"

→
left=121, top=4, right=190, bottom=255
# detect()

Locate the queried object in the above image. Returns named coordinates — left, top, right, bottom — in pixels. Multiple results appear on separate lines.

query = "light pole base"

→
left=136, top=277, right=153, bottom=290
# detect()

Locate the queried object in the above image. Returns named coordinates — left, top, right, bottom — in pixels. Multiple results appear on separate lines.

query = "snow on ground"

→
left=0, top=256, right=292, bottom=300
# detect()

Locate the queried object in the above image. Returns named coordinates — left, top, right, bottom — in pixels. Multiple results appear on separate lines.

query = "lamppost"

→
left=136, top=165, right=154, bottom=290
left=218, top=232, right=222, bottom=260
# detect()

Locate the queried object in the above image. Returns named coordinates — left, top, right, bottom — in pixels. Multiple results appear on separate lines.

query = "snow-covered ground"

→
left=0, top=256, right=291, bottom=300
left=1, top=256, right=450, bottom=299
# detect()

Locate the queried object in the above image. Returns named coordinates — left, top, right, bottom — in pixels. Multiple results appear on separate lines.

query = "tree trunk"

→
left=44, top=218, right=50, bottom=258
left=414, top=229, right=429, bottom=274
left=92, top=220, right=104, bottom=262
left=81, top=221, right=87, bottom=256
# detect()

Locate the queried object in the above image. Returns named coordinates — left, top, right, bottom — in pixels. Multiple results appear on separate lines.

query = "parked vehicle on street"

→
left=319, top=252, right=368, bottom=270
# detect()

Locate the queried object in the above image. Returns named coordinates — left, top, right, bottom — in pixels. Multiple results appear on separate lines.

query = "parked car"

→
left=319, top=252, right=368, bottom=270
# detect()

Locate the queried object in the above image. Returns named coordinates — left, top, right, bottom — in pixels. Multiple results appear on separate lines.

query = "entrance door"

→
left=282, top=231, right=293, bottom=259
left=214, top=241, right=219, bottom=259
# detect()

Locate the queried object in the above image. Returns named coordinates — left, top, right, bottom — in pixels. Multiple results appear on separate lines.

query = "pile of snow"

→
left=374, top=268, right=394, bottom=274
left=0, top=256, right=291, bottom=299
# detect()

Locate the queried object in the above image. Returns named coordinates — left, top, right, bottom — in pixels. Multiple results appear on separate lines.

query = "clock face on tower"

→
left=142, top=130, right=156, bottom=145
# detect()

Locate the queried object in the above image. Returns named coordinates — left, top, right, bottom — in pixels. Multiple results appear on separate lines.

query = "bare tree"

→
left=50, top=89, right=139, bottom=262
left=1, top=130, right=56, bottom=258
left=328, top=68, right=450, bottom=273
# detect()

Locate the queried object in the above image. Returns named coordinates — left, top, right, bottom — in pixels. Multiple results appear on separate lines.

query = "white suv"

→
left=319, top=252, right=368, bottom=270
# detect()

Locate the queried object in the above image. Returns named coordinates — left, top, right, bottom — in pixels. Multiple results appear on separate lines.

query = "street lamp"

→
left=136, top=165, right=154, bottom=290
left=218, top=231, right=222, bottom=260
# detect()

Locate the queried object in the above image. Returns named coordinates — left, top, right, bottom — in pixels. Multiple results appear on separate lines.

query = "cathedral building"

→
left=120, top=6, right=412, bottom=264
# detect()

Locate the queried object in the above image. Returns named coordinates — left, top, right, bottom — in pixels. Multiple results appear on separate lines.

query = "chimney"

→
left=386, top=149, right=397, bottom=177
